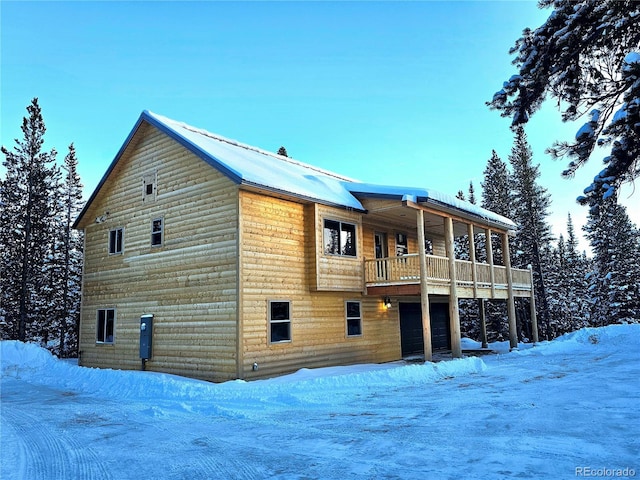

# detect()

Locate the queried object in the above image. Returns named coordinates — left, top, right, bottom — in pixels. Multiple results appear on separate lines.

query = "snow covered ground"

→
left=2, top=325, right=639, bottom=480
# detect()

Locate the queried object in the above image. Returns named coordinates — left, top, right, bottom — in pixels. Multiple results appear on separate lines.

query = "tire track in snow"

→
left=164, top=438, right=267, bottom=480
left=1, top=405, right=111, bottom=480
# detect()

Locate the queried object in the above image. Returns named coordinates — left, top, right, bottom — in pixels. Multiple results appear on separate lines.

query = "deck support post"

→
left=501, top=232, right=518, bottom=350
left=468, top=223, right=478, bottom=297
left=484, top=228, right=495, bottom=299
left=444, top=217, right=462, bottom=358
left=417, top=209, right=433, bottom=362
left=529, top=267, right=539, bottom=343
left=479, top=299, right=488, bottom=349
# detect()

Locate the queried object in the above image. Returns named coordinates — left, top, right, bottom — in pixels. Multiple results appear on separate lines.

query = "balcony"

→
left=364, top=254, right=533, bottom=299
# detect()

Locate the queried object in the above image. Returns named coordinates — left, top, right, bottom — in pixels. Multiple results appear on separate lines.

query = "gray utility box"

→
left=140, top=314, right=154, bottom=360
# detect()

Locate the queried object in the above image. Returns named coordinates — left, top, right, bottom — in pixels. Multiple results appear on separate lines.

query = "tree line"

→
left=468, top=0, right=640, bottom=342
left=1, top=98, right=83, bottom=357
left=456, top=126, right=640, bottom=344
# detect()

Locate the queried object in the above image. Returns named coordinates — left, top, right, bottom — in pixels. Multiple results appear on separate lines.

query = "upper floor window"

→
left=143, top=171, right=157, bottom=201
left=97, top=308, right=115, bottom=343
left=109, top=228, right=124, bottom=255
left=346, top=301, right=362, bottom=337
left=151, top=218, right=163, bottom=247
left=269, top=300, right=291, bottom=343
left=323, top=219, right=357, bottom=257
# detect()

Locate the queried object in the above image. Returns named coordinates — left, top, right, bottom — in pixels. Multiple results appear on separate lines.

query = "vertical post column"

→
left=417, top=209, right=433, bottom=362
left=444, top=217, right=462, bottom=358
left=467, top=223, right=478, bottom=298
left=479, top=299, right=488, bottom=349
left=501, top=232, right=518, bottom=350
left=484, top=228, right=495, bottom=298
left=529, top=267, right=539, bottom=343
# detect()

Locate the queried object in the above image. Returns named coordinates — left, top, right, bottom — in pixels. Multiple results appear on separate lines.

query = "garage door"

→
left=399, top=302, right=451, bottom=356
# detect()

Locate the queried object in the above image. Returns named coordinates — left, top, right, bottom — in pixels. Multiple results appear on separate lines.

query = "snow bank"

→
left=3, top=324, right=638, bottom=413
left=510, top=323, right=640, bottom=357
left=2, top=340, right=485, bottom=411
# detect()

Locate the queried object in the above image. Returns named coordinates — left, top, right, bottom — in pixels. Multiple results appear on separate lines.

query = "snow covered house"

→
left=73, top=111, right=536, bottom=382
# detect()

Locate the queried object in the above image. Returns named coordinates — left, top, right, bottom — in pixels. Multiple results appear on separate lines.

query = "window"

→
left=143, top=172, right=157, bottom=201
left=108, top=228, right=123, bottom=254
left=323, top=219, right=357, bottom=257
left=151, top=218, right=163, bottom=246
left=97, top=309, right=115, bottom=343
left=346, top=301, right=362, bottom=337
left=269, top=301, right=291, bottom=343
left=396, top=232, right=408, bottom=256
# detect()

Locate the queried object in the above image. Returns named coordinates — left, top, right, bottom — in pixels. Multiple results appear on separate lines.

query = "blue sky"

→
left=1, top=1, right=636, bottom=250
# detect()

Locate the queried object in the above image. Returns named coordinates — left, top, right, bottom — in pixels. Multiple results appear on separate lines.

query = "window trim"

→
left=151, top=217, right=164, bottom=247
left=323, top=218, right=358, bottom=257
left=345, top=300, right=363, bottom=337
left=96, top=308, right=116, bottom=344
left=108, top=227, right=124, bottom=255
left=269, top=300, right=292, bottom=344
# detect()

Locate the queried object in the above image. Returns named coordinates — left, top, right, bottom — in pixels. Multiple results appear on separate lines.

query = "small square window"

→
left=269, top=301, right=291, bottom=343
left=151, top=218, right=163, bottom=247
left=346, top=301, right=362, bottom=337
left=97, top=308, right=115, bottom=343
left=143, top=172, right=157, bottom=201
left=109, top=228, right=123, bottom=254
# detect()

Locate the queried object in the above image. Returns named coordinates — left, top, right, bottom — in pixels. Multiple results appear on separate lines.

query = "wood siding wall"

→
left=312, top=204, right=364, bottom=292
left=78, top=124, right=239, bottom=382
left=239, top=191, right=400, bottom=379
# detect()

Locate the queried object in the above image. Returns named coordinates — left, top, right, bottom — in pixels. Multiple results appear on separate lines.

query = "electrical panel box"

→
left=140, top=314, right=153, bottom=360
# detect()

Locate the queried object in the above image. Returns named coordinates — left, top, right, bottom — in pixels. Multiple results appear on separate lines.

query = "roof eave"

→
left=73, top=113, right=148, bottom=229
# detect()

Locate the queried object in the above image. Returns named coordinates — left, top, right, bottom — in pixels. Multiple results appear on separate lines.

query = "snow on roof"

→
left=75, top=110, right=516, bottom=230
left=144, top=111, right=365, bottom=211
left=344, top=182, right=517, bottom=229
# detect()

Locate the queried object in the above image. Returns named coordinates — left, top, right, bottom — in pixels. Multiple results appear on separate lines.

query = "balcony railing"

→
left=364, top=254, right=533, bottom=291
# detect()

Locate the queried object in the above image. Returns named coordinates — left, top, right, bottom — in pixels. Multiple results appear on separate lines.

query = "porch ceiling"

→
left=360, top=198, right=494, bottom=237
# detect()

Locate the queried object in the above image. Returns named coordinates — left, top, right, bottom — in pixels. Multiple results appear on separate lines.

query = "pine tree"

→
left=468, top=182, right=476, bottom=205
left=488, top=0, right=640, bottom=207
left=54, top=145, right=84, bottom=356
left=508, top=126, right=554, bottom=340
left=277, top=146, right=288, bottom=157
left=62, top=145, right=84, bottom=355
left=479, top=150, right=514, bottom=341
left=545, top=222, right=591, bottom=336
left=481, top=150, right=512, bottom=265
left=0, top=98, right=58, bottom=342
left=584, top=197, right=640, bottom=324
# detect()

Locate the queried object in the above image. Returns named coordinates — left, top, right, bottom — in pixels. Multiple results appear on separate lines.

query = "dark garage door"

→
left=399, top=302, right=451, bottom=357
left=429, top=303, right=451, bottom=351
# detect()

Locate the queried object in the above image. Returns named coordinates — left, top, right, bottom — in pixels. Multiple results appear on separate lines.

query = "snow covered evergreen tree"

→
left=488, top=0, right=640, bottom=208
left=277, top=146, right=288, bottom=157
left=546, top=216, right=592, bottom=335
left=0, top=98, right=58, bottom=342
left=468, top=181, right=477, bottom=205
left=478, top=150, right=513, bottom=341
left=480, top=150, right=512, bottom=266
left=54, top=145, right=84, bottom=356
left=584, top=197, right=640, bottom=324
left=508, top=126, right=554, bottom=340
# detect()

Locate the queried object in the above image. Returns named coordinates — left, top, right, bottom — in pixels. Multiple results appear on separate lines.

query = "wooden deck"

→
left=364, top=254, right=533, bottom=298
